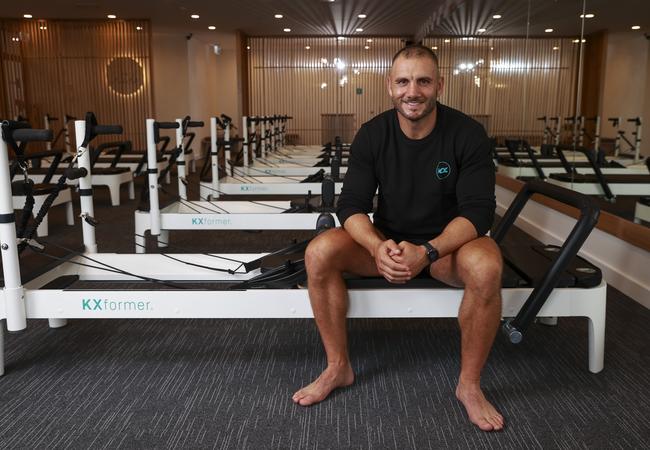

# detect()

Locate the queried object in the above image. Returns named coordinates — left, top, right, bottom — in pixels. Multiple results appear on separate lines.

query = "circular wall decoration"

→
left=106, top=57, right=144, bottom=96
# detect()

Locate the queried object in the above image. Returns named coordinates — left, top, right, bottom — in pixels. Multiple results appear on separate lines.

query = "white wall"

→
left=600, top=32, right=649, bottom=146
left=151, top=31, right=190, bottom=123
left=151, top=28, right=241, bottom=157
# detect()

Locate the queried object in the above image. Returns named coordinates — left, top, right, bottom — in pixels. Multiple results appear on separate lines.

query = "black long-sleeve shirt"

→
left=336, top=103, right=495, bottom=243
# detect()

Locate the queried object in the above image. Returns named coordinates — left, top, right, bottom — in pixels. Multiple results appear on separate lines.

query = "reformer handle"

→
left=81, top=112, right=123, bottom=147
left=65, top=167, right=88, bottom=180
left=46, top=114, right=59, bottom=122
left=187, top=121, right=204, bottom=128
left=94, top=125, right=123, bottom=135
left=154, top=121, right=180, bottom=144
left=627, top=117, right=641, bottom=125
left=156, top=122, right=179, bottom=129
left=536, top=116, right=546, bottom=121
left=12, top=128, right=54, bottom=142
left=492, top=179, right=600, bottom=344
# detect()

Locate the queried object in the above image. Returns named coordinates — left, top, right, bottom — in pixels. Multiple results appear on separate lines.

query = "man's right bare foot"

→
left=292, top=364, right=355, bottom=406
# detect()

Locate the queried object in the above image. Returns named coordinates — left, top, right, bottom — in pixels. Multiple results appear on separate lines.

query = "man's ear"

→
left=386, top=75, right=393, bottom=96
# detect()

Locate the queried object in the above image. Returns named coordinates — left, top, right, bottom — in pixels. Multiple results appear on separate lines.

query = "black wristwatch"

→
left=421, top=242, right=439, bottom=263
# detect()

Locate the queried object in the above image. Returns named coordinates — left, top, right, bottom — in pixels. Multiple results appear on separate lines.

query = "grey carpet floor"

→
left=1, top=170, right=648, bottom=449
left=0, top=294, right=648, bottom=449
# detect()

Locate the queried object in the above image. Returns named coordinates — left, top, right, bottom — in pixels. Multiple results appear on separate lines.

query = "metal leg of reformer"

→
left=48, top=318, right=67, bottom=328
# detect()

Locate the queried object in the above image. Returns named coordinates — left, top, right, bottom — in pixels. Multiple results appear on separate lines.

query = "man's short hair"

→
left=391, top=44, right=439, bottom=69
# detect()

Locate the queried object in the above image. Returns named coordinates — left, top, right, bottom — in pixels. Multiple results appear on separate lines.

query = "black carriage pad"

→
left=254, top=244, right=601, bottom=290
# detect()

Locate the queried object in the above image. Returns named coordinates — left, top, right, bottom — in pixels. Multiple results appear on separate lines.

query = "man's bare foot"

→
left=456, top=382, right=504, bottom=431
left=292, top=364, right=355, bottom=406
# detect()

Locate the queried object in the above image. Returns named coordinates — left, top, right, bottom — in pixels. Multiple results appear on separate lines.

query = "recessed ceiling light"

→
left=136, top=26, right=143, bottom=31
left=274, top=14, right=283, bottom=19
left=366, top=38, right=373, bottom=43
left=23, top=14, right=33, bottom=19
left=305, top=45, right=311, bottom=49
left=358, top=14, right=367, bottom=19
left=191, top=14, right=200, bottom=19
left=545, top=28, right=553, bottom=33
left=432, top=46, right=438, bottom=50
left=208, top=26, right=216, bottom=30
left=356, top=28, right=363, bottom=32
left=553, top=46, right=559, bottom=50
left=246, top=46, right=251, bottom=50
left=364, top=45, right=370, bottom=50
left=572, top=39, right=586, bottom=43
left=337, top=36, right=345, bottom=40
left=39, top=26, right=47, bottom=30
left=631, top=25, right=641, bottom=30
left=283, top=28, right=291, bottom=32
left=444, top=39, right=450, bottom=43
left=478, top=28, right=486, bottom=33
left=492, top=14, right=502, bottom=19
left=580, top=13, right=595, bottom=19
left=107, top=14, right=116, bottom=19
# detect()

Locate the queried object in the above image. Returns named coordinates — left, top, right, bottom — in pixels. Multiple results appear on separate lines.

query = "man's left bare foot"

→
left=455, top=382, right=504, bottom=431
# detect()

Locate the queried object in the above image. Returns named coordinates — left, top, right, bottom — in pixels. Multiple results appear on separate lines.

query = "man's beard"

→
left=393, top=96, right=437, bottom=122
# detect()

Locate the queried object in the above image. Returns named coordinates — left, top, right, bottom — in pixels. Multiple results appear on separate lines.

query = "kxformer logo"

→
left=82, top=298, right=153, bottom=312
left=435, top=161, right=451, bottom=180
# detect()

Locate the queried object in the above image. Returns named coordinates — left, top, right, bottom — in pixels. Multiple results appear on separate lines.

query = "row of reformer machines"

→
left=536, top=115, right=643, bottom=164
left=495, top=116, right=649, bottom=226
left=4, top=113, right=295, bottom=237
left=1, top=113, right=608, bottom=377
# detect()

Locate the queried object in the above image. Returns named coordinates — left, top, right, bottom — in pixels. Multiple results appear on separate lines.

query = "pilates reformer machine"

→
left=497, top=143, right=647, bottom=181
left=238, top=115, right=346, bottom=165
left=135, top=117, right=345, bottom=252
left=608, top=117, right=643, bottom=164
left=218, top=116, right=349, bottom=178
left=547, top=149, right=650, bottom=201
left=537, top=116, right=562, bottom=147
left=0, top=119, right=607, bottom=376
left=199, top=117, right=346, bottom=200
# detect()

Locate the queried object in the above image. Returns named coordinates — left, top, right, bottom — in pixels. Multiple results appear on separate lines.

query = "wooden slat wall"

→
left=248, top=36, right=580, bottom=145
left=248, top=37, right=401, bottom=145
left=0, top=19, right=153, bottom=149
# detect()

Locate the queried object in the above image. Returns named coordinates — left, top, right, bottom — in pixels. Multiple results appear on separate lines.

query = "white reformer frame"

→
left=497, top=163, right=649, bottom=180
left=135, top=117, right=345, bottom=252
left=547, top=176, right=650, bottom=197
left=0, top=147, right=608, bottom=375
left=1, top=126, right=607, bottom=375
left=634, top=198, right=650, bottom=224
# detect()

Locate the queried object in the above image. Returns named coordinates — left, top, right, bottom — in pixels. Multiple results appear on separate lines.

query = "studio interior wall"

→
left=599, top=32, right=649, bottom=142
left=151, top=29, right=240, bottom=155
left=247, top=36, right=580, bottom=145
left=0, top=19, right=153, bottom=149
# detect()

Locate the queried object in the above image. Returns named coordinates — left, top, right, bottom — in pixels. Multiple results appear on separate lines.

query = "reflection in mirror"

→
left=570, top=0, right=650, bottom=227
left=514, top=0, right=649, bottom=229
